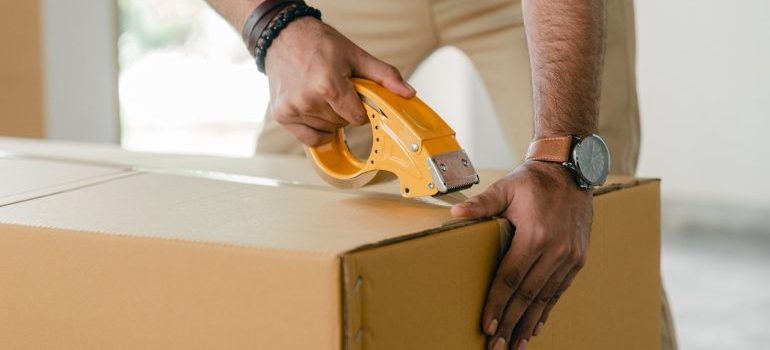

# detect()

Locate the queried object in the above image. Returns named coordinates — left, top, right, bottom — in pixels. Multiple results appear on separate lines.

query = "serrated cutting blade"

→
left=426, top=150, right=480, bottom=195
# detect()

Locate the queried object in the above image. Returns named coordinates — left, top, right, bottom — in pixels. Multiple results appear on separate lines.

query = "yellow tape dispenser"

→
left=306, top=78, right=480, bottom=200
left=307, top=79, right=479, bottom=198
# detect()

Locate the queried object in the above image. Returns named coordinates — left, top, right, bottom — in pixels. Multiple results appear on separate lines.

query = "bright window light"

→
left=118, top=0, right=268, bottom=157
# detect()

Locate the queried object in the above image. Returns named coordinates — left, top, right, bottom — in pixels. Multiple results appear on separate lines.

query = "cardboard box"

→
left=0, top=3, right=44, bottom=138
left=0, top=139, right=661, bottom=349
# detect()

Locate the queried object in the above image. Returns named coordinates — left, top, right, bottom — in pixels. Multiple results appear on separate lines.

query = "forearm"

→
left=206, top=0, right=264, bottom=30
left=523, top=0, right=606, bottom=139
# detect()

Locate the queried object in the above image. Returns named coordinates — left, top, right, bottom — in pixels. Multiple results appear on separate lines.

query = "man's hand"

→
left=451, top=161, right=592, bottom=350
left=264, top=17, right=415, bottom=146
left=465, top=0, right=606, bottom=345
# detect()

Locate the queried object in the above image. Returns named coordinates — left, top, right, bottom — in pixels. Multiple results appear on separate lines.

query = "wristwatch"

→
left=525, top=134, right=611, bottom=190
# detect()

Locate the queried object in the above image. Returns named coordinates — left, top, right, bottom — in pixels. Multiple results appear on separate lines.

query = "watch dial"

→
left=574, top=135, right=610, bottom=185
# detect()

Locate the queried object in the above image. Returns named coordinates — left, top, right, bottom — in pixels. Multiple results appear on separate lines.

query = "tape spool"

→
left=306, top=148, right=378, bottom=190
left=305, top=123, right=401, bottom=189
left=305, top=80, right=395, bottom=190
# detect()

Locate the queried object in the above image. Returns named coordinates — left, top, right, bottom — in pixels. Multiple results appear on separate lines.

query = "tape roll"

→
left=304, top=82, right=384, bottom=190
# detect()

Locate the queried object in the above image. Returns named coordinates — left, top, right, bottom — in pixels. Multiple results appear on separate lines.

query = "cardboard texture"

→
left=0, top=139, right=661, bottom=349
left=0, top=157, right=132, bottom=207
left=0, top=3, right=44, bottom=138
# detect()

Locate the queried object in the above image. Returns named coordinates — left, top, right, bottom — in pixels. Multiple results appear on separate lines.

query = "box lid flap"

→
left=0, top=171, right=462, bottom=255
left=0, top=155, right=132, bottom=207
left=0, top=138, right=652, bottom=255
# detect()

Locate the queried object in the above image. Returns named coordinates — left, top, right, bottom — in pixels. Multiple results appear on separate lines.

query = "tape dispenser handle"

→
left=305, top=79, right=383, bottom=188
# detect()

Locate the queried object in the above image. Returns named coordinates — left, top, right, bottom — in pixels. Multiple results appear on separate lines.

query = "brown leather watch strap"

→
left=525, top=136, right=573, bottom=163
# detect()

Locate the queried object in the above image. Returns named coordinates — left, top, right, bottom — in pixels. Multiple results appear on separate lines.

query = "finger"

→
left=352, top=50, right=415, bottom=98
left=538, top=264, right=581, bottom=327
left=274, top=96, right=346, bottom=132
left=283, top=123, right=334, bottom=147
left=326, top=78, right=368, bottom=126
left=305, top=103, right=350, bottom=131
left=490, top=258, right=557, bottom=350
left=301, top=114, right=347, bottom=133
left=451, top=181, right=510, bottom=219
left=294, top=90, right=350, bottom=128
left=481, top=239, right=539, bottom=343
left=509, top=260, right=574, bottom=346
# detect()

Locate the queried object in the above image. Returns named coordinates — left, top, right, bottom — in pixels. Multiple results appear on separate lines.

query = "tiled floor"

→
left=662, top=228, right=770, bottom=349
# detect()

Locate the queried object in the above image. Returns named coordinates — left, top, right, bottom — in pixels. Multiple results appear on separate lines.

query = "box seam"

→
left=339, top=218, right=509, bottom=350
left=343, top=218, right=494, bottom=254
left=0, top=222, right=338, bottom=258
left=0, top=171, right=139, bottom=208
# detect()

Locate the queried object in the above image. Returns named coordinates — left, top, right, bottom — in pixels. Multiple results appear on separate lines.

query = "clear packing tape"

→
left=0, top=151, right=468, bottom=208
left=139, top=166, right=469, bottom=208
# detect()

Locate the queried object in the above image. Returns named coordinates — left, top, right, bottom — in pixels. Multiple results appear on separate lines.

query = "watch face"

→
left=573, top=134, right=610, bottom=186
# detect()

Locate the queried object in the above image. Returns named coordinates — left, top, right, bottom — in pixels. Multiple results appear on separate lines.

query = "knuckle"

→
left=500, top=271, right=521, bottom=290
left=572, top=250, right=587, bottom=267
left=475, top=192, right=496, bottom=207
left=272, top=103, right=292, bottom=123
left=518, top=318, right=537, bottom=334
left=384, top=64, right=401, bottom=78
left=300, top=131, right=325, bottom=147
left=307, top=135, right=326, bottom=147
left=530, top=233, right=549, bottom=250
left=537, top=292, right=554, bottom=306
left=553, top=244, right=571, bottom=262
left=487, top=182, right=507, bottom=198
left=527, top=224, right=550, bottom=245
left=516, top=289, right=537, bottom=306
left=315, top=81, right=339, bottom=99
left=293, top=99, right=314, bottom=114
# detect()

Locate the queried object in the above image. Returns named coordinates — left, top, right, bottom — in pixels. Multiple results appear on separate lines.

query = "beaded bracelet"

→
left=242, top=0, right=303, bottom=58
left=253, top=4, right=322, bottom=73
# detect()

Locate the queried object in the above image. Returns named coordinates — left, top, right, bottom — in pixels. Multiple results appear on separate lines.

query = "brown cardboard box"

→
left=0, top=3, right=45, bottom=138
left=0, top=139, right=660, bottom=349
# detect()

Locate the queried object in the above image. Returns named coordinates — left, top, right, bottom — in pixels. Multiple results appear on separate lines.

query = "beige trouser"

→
left=255, top=0, right=675, bottom=348
left=256, top=0, right=640, bottom=174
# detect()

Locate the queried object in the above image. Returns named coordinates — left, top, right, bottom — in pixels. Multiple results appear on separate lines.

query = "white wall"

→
left=635, top=0, right=770, bottom=208
left=416, top=2, right=770, bottom=209
left=41, top=0, right=119, bottom=143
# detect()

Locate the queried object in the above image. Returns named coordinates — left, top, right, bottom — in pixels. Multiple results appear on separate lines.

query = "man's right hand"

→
left=264, top=17, right=415, bottom=146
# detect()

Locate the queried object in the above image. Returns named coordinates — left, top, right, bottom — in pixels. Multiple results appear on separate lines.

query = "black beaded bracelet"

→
left=254, top=4, right=322, bottom=73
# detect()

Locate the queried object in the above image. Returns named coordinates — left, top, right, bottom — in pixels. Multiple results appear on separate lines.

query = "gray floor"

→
left=661, top=200, right=770, bottom=349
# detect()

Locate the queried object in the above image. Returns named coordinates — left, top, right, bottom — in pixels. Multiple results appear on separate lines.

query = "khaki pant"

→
left=255, top=0, right=675, bottom=348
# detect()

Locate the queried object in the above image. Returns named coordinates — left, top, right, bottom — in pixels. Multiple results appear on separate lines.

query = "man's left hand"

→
left=451, top=160, right=592, bottom=350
